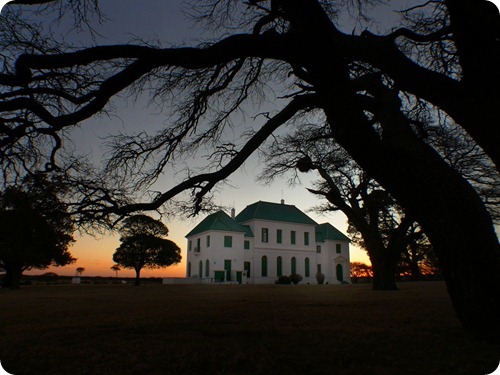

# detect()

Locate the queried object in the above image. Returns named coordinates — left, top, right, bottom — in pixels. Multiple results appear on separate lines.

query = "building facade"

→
left=185, top=200, right=351, bottom=284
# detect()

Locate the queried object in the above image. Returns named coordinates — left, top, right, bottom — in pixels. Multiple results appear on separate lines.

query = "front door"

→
left=224, top=259, right=232, bottom=281
left=336, top=264, right=343, bottom=282
left=244, top=262, right=251, bottom=278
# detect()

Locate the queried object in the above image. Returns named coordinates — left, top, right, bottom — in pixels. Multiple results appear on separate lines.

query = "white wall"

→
left=186, top=221, right=351, bottom=285
left=186, top=230, right=245, bottom=281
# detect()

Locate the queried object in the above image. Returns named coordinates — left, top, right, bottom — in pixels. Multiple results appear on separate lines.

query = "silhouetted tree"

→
left=262, top=127, right=414, bottom=290
left=350, top=262, right=373, bottom=282
left=0, top=0, right=498, bottom=340
left=112, top=215, right=181, bottom=286
left=75, top=267, right=85, bottom=277
left=110, top=264, right=120, bottom=278
left=0, top=174, right=75, bottom=288
left=396, top=224, right=441, bottom=281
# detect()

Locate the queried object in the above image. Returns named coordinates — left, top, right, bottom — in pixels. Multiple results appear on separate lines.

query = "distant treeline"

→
left=0, top=273, right=164, bottom=286
left=350, top=261, right=443, bottom=284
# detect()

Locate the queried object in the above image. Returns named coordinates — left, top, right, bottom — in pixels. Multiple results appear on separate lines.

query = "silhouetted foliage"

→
left=112, top=215, right=181, bottom=286
left=289, top=273, right=303, bottom=285
left=0, top=174, right=75, bottom=288
left=350, top=262, right=373, bottom=283
left=0, top=0, right=498, bottom=341
left=315, top=272, right=325, bottom=285
left=110, top=264, right=120, bottom=278
left=262, top=126, right=415, bottom=290
left=275, top=275, right=291, bottom=285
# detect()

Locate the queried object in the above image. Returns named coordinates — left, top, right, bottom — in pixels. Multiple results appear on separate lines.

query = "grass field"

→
left=0, top=282, right=498, bottom=375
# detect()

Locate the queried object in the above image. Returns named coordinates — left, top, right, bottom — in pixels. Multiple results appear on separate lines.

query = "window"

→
left=224, top=236, right=233, bottom=248
left=317, top=264, right=322, bottom=273
left=206, top=235, right=210, bottom=247
left=291, top=257, right=297, bottom=274
left=261, top=256, right=268, bottom=277
left=198, top=260, right=203, bottom=278
left=291, top=231, right=296, bottom=245
left=277, top=229, right=282, bottom=244
left=262, top=228, right=269, bottom=243
left=244, top=240, right=250, bottom=250
left=336, top=244, right=342, bottom=254
left=187, top=262, right=191, bottom=277
left=188, top=241, right=192, bottom=251
left=305, top=258, right=310, bottom=277
left=205, top=260, right=210, bottom=277
left=277, top=256, right=283, bottom=277
left=316, top=245, right=321, bottom=253
left=304, top=232, right=310, bottom=246
left=196, top=238, right=201, bottom=252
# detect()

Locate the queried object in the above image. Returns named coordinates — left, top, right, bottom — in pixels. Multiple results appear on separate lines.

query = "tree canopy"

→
left=0, top=174, right=75, bottom=288
left=112, top=215, right=181, bottom=286
left=0, top=0, right=499, bottom=340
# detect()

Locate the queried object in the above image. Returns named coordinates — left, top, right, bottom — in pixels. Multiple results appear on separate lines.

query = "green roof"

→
left=186, top=211, right=253, bottom=238
left=315, top=223, right=350, bottom=242
left=235, top=201, right=317, bottom=226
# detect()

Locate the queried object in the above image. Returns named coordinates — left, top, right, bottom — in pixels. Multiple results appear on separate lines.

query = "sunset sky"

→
left=4, top=0, right=412, bottom=278
left=44, top=195, right=371, bottom=278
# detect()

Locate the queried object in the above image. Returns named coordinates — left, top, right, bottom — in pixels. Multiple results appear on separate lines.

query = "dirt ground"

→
left=0, top=282, right=498, bottom=374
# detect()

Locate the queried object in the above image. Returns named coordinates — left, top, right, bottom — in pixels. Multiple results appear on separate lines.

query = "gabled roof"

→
left=315, top=223, right=350, bottom=242
left=235, top=201, right=317, bottom=226
left=186, top=211, right=253, bottom=238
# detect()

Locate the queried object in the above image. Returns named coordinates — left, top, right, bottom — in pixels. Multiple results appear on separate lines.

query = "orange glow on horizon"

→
left=25, top=235, right=370, bottom=278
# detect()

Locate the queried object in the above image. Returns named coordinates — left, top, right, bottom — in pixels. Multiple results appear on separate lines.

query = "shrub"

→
left=289, top=273, right=303, bottom=285
left=316, top=272, right=325, bottom=285
left=275, top=275, right=292, bottom=284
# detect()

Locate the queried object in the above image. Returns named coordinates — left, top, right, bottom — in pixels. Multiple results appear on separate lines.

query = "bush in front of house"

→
left=316, top=272, right=325, bottom=285
left=275, top=275, right=292, bottom=284
left=289, top=273, right=303, bottom=285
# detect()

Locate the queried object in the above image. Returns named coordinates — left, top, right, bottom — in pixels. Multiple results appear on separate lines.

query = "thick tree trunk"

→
left=356, top=235, right=400, bottom=291
left=370, top=255, right=399, bottom=291
left=333, top=109, right=500, bottom=341
left=408, top=260, right=423, bottom=282
left=3, top=266, right=22, bottom=289
left=317, top=182, right=402, bottom=291
left=134, top=268, right=141, bottom=286
left=356, top=147, right=499, bottom=342
left=445, top=0, right=500, bottom=171
left=301, top=44, right=500, bottom=341
left=2, top=267, right=13, bottom=288
left=341, top=119, right=499, bottom=341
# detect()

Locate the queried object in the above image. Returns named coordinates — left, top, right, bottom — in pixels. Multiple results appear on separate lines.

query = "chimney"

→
left=281, top=199, right=285, bottom=205
left=231, top=207, right=235, bottom=219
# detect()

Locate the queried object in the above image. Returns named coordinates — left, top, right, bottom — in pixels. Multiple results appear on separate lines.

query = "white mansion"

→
left=185, top=200, right=351, bottom=284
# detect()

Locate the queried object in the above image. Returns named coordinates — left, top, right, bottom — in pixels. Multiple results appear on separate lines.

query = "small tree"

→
left=75, top=267, right=85, bottom=277
left=112, top=215, right=181, bottom=286
left=110, top=264, right=121, bottom=278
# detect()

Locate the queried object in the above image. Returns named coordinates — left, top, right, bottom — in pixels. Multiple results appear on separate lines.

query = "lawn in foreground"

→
left=0, top=282, right=498, bottom=374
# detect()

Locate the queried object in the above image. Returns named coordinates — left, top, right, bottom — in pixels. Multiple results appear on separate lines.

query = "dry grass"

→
left=0, top=282, right=498, bottom=374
